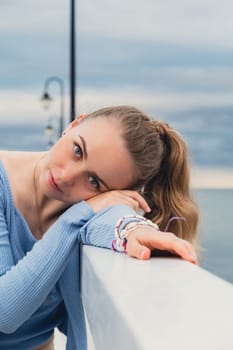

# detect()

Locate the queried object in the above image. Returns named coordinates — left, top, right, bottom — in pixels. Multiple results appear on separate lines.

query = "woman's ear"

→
left=77, top=113, right=86, bottom=123
left=62, top=114, right=86, bottom=135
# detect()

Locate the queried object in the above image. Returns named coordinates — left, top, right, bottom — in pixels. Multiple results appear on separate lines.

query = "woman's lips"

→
left=48, top=171, right=62, bottom=192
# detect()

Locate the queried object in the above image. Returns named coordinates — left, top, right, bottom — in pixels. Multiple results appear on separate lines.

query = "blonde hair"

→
left=84, top=105, right=199, bottom=248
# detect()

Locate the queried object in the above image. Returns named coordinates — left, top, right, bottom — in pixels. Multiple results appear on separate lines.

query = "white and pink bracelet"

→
left=112, top=215, right=186, bottom=253
left=112, top=215, right=159, bottom=253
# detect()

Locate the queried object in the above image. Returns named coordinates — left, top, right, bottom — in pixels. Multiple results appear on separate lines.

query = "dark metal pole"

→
left=70, top=0, right=76, bottom=122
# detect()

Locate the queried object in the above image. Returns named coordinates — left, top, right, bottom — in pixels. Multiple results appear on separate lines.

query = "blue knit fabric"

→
left=0, top=161, right=136, bottom=349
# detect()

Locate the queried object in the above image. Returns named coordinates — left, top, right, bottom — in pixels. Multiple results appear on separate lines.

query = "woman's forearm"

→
left=79, top=204, right=138, bottom=249
left=0, top=201, right=94, bottom=333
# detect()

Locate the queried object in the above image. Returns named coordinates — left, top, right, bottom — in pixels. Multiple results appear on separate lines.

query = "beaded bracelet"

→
left=112, top=215, right=159, bottom=253
left=111, top=214, right=186, bottom=253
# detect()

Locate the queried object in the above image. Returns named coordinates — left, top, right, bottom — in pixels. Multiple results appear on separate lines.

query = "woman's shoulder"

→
left=0, top=151, right=29, bottom=202
left=0, top=151, right=20, bottom=185
left=0, top=150, right=29, bottom=162
left=0, top=151, right=36, bottom=180
left=0, top=150, right=11, bottom=160
left=0, top=151, right=24, bottom=170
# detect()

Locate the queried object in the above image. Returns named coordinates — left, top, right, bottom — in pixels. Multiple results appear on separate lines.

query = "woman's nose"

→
left=60, top=164, right=82, bottom=185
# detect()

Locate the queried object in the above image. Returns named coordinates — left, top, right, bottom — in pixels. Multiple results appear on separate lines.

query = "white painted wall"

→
left=81, top=245, right=233, bottom=350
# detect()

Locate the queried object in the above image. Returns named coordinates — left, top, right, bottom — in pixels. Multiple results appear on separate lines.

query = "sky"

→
left=0, top=0, right=233, bottom=185
left=1, top=0, right=233, bottom=117
left=1, top=0, right=233, bottom=116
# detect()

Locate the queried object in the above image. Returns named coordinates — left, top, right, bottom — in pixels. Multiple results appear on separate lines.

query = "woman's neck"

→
left=1, top=151, right=70, bottom=239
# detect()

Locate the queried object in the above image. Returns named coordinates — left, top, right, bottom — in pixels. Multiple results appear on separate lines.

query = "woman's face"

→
left=41, top=116, right=136, bottom=204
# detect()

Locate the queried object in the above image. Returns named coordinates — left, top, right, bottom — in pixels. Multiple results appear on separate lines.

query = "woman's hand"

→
left=87, top=191, right=197, bottom=264
left=126, top=225, right=198, bottom=265
left=87, top=190, right=151, bottom=214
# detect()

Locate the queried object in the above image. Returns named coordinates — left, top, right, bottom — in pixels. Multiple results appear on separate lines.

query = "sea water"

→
left=194, top=189, right=233, bottom=284
left=0, top=123, right=232, bottom=284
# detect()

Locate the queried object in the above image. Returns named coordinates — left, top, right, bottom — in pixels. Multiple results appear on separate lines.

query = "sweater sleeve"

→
left=0, top=205, right=14, bottom=275
left=79, top=204, right=139, bottom=249
left=0, top=201, right=94, bottom=334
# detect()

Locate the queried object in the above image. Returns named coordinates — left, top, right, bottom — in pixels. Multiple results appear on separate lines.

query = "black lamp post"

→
left=40, top=76, right=65, bottom=138
left=70, top=0, right=76, bottom=121
left=41, top=0, right=76, bottom=131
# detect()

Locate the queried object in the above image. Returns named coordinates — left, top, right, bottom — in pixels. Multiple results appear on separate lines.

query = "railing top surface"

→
left=81, top=246, right=233, bottom=350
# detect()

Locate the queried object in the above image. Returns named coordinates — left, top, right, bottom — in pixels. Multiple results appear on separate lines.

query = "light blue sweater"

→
left=0, top=161, right=136, bottom=349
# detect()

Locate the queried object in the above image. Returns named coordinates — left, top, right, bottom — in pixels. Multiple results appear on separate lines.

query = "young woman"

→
left=0, top=105, right=198, bottom=349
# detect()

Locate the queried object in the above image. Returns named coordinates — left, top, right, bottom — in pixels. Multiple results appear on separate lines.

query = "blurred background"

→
left=0, top=0, right=232, bottom=284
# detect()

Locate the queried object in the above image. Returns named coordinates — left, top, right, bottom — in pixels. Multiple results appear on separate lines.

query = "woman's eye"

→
left=74, top=144, right=83, bottom=159
left=89, top=176, right=100, bottom=190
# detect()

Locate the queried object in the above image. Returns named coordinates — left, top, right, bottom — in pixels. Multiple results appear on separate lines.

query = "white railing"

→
left=81, top=245, right=233, bottom=350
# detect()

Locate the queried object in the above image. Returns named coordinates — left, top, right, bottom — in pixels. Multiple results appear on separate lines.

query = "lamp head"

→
left=40, top=92, right=52, bottom=109
left=44, top=123, right=55, bottom=138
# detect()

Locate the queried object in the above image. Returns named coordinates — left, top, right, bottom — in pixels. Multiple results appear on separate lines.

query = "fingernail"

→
left=140, top=248, right=149, bottom=259
left=190, top=254, right=197, bottom=262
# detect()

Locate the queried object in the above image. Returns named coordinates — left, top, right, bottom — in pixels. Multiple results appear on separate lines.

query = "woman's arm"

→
left=78, top=190, right=198, bottom=264
left=0, top=201, right=94, bottom=333
left=79, top=205, right=197, bottom=264
left=79, top=203, right=137, bottom=249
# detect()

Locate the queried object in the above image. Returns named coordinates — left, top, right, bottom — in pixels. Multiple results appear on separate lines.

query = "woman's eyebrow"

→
left=78, top=134, right=111, bottom=190
left=78, top=135, right=88, bottom=159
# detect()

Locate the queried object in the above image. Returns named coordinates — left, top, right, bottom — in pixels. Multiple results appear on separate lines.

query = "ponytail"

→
left=143, top=121, right=199, bottom=248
